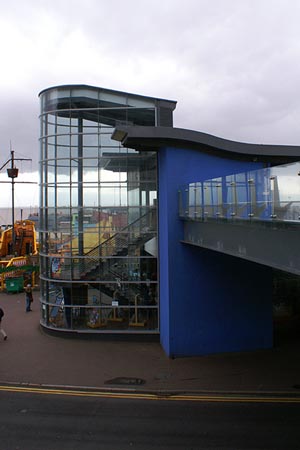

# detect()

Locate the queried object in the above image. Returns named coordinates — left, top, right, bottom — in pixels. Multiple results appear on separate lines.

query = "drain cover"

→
left=105, top=377, right=146, bottom=386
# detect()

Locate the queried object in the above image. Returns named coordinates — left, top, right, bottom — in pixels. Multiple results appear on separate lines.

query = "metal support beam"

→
left=182, top=218, right=300, bottom=275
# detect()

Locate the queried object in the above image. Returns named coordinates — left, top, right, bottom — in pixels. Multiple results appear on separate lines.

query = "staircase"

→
left=80, top=210, right=156, bottom=303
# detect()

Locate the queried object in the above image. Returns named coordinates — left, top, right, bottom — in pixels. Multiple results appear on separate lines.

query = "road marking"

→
left=0, top=385, right=154, bottom=400
left=0, top=384, right=300, bottom=403
left=169, top=394, right=300, bottom=404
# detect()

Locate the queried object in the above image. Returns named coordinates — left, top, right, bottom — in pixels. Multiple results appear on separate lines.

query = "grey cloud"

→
left=1, top=0, right=300, bottom=176
left=0, top=97, right=39, bottom=169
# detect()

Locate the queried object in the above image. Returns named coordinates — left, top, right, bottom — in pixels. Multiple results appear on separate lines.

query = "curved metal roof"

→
left=38, top=84, right=177, bottom=107
left=112, top=126, right=300, bottom=164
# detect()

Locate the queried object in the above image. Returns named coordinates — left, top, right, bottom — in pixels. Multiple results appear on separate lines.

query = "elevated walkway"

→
left=179, top=163, right=300, bottom=275
left=182, top=217, right=300, bottom=275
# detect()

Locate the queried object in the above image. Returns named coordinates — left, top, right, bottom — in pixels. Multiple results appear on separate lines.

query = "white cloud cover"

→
left=1, top=0, right=300, bottom=205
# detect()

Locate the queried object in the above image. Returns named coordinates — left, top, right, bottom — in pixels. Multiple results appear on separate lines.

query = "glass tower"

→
left=39, top=85, right=176, bottom=334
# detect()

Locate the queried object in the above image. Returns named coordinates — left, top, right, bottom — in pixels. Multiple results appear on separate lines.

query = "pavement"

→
left=1, top=290, right=300, bottom=396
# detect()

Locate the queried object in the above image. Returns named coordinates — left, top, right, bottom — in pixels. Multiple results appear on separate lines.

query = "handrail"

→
left=85, top=209, right=154, bottom=257
left=81, top=209, right=156, bottom=278
left=179, top=164, right=300, bottom=223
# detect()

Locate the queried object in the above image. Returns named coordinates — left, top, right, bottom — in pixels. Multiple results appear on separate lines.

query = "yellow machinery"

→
left=0, top=220, right=38, bottom=258
left=0, top=220, right=39, bottom=291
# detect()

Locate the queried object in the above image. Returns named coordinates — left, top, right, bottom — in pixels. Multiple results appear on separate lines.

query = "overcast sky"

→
left=1, top=0, right=300, bottom=207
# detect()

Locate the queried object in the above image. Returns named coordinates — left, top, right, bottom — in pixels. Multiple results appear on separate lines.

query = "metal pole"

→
left=12, top=163, right=15, bottom=254
left=1, top=150, right=32, bottom=255
left=10, top=151, right=16, bottom=255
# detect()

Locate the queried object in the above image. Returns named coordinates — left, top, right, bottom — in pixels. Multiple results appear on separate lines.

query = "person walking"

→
left=0, top=307, right=7, bottom=341
left=25, top=284, right=33, bottom=312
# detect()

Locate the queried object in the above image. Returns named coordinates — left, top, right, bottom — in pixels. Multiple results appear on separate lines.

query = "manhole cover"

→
left=154, top=372, right=171, bottom=381
left=105, top=377, right=146, bottom=386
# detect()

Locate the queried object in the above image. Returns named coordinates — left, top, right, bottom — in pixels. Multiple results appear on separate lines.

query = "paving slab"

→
left=1, top=291, right=300, bottom=395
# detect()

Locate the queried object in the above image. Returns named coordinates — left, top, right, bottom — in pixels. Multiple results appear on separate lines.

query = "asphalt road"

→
left=1, top=389, right=300, bottom=450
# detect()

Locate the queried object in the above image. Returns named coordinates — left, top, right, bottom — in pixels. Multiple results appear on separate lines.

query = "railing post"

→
left=270, top=176, right=277, bottom=219
left=178, top=189, right=183, bottom=217
left=215, top=183, right=221, bottom=218
left=185, top=188, right=189, bottom=217
left=248, top=178, right=254, bottom=218
left=193, top=185, right=198, bottom=219
left=230, top=181, right=237, bottom=217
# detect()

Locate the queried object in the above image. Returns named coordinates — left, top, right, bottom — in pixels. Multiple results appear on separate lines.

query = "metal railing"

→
left=179, top=164, right=300, bottom=223
left=82, top=209, right=156, bottom=278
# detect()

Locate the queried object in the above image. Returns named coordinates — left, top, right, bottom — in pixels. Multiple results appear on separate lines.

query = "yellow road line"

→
left=0, top=385, right=299, bottom=403
left=169, top=394, right=300, bottom=404
left=0, top=385, right=154, bottom=400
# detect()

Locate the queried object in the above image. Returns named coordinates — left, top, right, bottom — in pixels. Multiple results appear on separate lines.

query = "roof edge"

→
left=111, top=126, right=300, bottom=161
left=38, top=84, right=177, bottom=107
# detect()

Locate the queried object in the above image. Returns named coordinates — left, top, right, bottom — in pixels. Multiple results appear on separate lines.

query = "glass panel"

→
left=57, top=145, right=71, bottom=159
left=70, top=134, right=78, bottom=147
left=100, top=91, right=127, bottom=106
left=180, top=162, right=300, bottom=222
left=83, top=160, right=99, bottom=175
left=99, top=132, right=116, bottom=147
left=57, top=134, right=70, bottom=146
left=127, top=108, right=156, bottom=126
left=47, top=121, right=56, bottom=136
left=47, top=186, right=56, bottom=207
left=83, top=186, right=98, bottom=207
left=56, top=186, right=71, bottom=207
left=127, top=96, right=155, bottom=108
left=56, top=125, right=70, bottom=136
left=43, top=89, right=70, bottom=112
left=83, top=134, right=99, bottom=147
left=57, top=115, right=71, bottom=126
left=70, top=165, right=78, bottom=183
left=71, top=88, right=99, bottom=101
left=56, top=160, right=70, bottom=181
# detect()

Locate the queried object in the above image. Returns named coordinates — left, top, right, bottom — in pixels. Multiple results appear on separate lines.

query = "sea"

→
left=0, top=207, right=39, bottom=227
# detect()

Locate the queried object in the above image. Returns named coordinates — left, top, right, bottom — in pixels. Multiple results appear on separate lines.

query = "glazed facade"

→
left=39, top=85, right=176, bottom=334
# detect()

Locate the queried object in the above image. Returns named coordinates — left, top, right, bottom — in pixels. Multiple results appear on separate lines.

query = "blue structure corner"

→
left=158, top=145, right=273, bottom=357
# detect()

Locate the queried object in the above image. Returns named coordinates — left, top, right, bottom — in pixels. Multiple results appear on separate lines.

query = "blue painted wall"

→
left=158, top=145, right=273, bottom=357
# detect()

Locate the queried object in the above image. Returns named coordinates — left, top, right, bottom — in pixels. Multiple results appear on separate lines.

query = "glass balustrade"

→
left=179, top=162, right=300, bottom=223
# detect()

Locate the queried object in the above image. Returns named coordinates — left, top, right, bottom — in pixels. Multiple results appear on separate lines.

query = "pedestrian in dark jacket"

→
left=25, top=284, right=33, bottom=312
left=0, top=307, right=7, bottom=340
